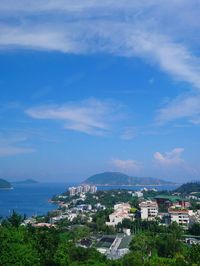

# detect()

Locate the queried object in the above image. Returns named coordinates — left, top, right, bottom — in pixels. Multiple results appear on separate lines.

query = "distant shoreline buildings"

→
left=69, top=184, right=97, bottom=196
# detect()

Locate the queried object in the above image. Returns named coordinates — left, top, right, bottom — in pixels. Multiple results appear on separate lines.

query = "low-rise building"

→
left=106, top=203, right=131, bottom=226
left=169, top=208, right=189, bottom=228
left=154, top=195, right=190, bottom=211
left=96, top=234, right=133, bottom=260
left=76, top=204, right=92, bottom=211
left=139, top=200, right=158, bottom=220
left=132, top=191, right=143, bottom=198
left=95, top=203, right=106, bottom=210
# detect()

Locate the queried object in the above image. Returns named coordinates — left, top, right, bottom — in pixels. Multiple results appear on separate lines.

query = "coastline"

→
left=0, top=187, right=13, bottom=190
left=94, top=184, right=178, bottom=187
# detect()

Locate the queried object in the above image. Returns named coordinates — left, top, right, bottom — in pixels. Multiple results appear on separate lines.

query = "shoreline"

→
left=0, top=187, right=13, bottom=190
left=94, top=184, right=178, bottom=187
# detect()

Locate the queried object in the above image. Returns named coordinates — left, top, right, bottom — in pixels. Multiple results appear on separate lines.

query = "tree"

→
left=189, top=223, right=200, bottom=236
left=168, top=222, right=183, bottom=239
left=188, top=244, right=200, bottom=265
left=130, top=232, right=155, bottom=258
left=122, top=251, right=146, bottom=266
left=155, top=233, right=183, bottom=258
left=34, top=227, right=59, bottom=265
left=0, top=226, right=40, bottom=265
left=54, top=241, right=70, bottom=266
left=7, top=211, right=24, bottom=227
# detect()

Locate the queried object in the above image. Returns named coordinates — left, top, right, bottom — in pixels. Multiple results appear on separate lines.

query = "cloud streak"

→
left=26, top=98, right=122, bottom=136
left=156, top=94, right=200, bottom=124
left=0, top=146, right=35, bottom=156
left=110, top=158, right=142, bottom=173
left=0, top=133, right=35, bottom=156
left=0, top=2, right=199, bottom=85
left=1, top=1, right=200, bottom=125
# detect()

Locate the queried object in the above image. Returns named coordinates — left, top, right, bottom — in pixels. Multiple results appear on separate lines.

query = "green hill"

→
left=0, top=179, right=12, bottom=189
left=175, top=182, right=200, bottom=194
left=83, top=172, right=173, bottom=186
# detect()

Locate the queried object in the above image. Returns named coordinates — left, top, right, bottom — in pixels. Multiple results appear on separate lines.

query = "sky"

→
left=0, top=0, right=200, bottom=183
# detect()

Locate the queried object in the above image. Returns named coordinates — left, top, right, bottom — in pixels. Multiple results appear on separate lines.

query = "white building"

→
left=68, top=213, right=78, bottom=222
left=114, top=203, right=131, bottom=211
left=77, top=186, right=83, bottom=193
left=90, top=185, right=97, bottom=193
left=68, top=185, right=97, bottom=196
left=69, top=187, right=77, bottom=196
left=106, top=203, right=131, bottom=226
left=169, top=208, right=189, bottom=227
left=132, top=191, right=143, bottom=198
left=139, top=200, right=158, bottom=220
left=82, top=185, right=90, bottom=193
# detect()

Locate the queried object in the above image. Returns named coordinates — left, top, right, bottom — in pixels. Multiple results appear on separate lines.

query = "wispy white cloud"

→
left=0, top=1, right=199, bottom=88
left=0, top=1, right=159, bottom=15
left=1, top=1, right=200, bottom=125
left=154, top=148, right=184, bottom=167
left=110, top=158, right=142, bottom=173
left=26, top=98, right=122, bottom=136
left=0, top=133, right=35, bottom=156
left=0, top=146, right=35, bottom=156
left=129, top=32, right=200, bottom=90
left=156, top=94, right=200, bottom=124
left=121, top=127, right=137, bottom=140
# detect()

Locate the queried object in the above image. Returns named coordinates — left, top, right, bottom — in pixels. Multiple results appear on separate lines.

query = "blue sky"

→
left=0, top=1, right=200, bottom=182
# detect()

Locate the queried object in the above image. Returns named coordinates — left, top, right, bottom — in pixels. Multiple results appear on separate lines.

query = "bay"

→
left=0, top=183, right=70, bottom=218
left=0, top=183, right=179, bottom=218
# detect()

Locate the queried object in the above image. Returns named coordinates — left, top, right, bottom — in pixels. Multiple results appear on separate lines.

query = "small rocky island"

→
left=0, top=179, right=12, bottom=189
left=12, top=179, right=38, bottom=185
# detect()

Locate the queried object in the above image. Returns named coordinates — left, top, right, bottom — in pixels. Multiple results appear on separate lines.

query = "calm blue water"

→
left=0, top=183, right=69, bottom=218
left=0, top=183, right=179, bottom=218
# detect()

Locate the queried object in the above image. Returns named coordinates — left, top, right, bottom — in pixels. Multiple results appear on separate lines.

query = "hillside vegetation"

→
left=0, top=179, right=12, bottom=189
left=175, top=182, right=200, bottom=194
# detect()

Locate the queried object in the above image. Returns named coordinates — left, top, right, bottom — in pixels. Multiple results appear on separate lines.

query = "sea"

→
left=0, top=183, right=179, bottom=218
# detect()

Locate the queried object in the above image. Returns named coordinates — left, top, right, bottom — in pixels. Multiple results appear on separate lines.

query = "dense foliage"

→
left=0, top=178, right=12, bottom=189
left=175, top=182, right=200, bottom=194
left=1, top=212, right=200, bottom=265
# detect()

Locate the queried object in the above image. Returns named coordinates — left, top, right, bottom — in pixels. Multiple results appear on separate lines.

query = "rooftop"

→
left=118, top=235, right=133, bottom=249
left=96, top=235, right=116, bottom=249
left=154, top=195, right=186, bottom=202
left=169, top=208, right=188, bottom=213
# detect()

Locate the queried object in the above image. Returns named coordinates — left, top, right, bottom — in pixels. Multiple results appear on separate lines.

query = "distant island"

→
left=175, top=182, right=200, bottom=194
left=83, top=172, right=174, bottom=186
left=12, top=179, right=38, bottom=185
left=0, top=179, right=12, bottom=189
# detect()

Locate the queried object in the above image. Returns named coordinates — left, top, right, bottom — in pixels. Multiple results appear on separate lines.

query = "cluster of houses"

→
left=20, top=187, right=200, bottom=259
left=104, top=191, right=200, bottom=229
left=139, top=195, right=194, bottom=228
left=23, top=188, right=200, bottom=231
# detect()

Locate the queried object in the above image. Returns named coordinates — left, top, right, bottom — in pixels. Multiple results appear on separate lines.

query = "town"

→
left=19, top=183, right=200, bottom=261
